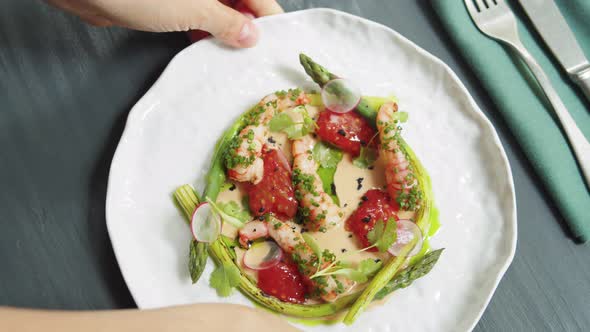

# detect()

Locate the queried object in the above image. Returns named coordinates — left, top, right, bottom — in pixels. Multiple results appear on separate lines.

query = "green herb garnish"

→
left=268, top=106, right=314, bottom=139
left=209, top=262, right=241, bottom=297
left=352, top=146, right=378, bottom=169
left=367, top=218, right=397, bottom=252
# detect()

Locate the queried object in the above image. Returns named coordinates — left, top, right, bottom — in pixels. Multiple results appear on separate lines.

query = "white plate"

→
left=106, top=8, right=517, bottom=332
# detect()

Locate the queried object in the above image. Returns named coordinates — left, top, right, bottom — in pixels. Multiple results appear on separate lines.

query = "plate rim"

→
left=105, top=8, right=517, bottom=331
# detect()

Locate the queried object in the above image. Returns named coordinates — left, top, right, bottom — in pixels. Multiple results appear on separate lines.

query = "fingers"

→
left=240, top=0, right=283, bottom=16
left=199, top=1, right=259, bottom=48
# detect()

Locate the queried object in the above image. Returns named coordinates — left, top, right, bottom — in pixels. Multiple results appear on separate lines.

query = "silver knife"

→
left=518, top=0, right=590, bottom=102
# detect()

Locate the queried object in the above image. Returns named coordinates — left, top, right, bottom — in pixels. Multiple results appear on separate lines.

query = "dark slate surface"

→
left=0, top=0, right=588, bottom=330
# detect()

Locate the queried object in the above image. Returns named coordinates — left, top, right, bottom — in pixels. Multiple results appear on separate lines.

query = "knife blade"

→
left=518, top=0, right=590, bottom=102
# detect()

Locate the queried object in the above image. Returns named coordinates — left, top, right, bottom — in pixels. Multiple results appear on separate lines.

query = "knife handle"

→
left=572, top=66, right=590, bottom=104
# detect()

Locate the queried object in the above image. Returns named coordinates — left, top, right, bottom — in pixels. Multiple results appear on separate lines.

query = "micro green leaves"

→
left=367, top=218, right=397, bottom=252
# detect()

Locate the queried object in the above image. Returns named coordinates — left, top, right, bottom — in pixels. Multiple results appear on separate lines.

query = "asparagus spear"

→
left=299, top=53, right=338, bottom=87
left=299, top=53, right=394, bottom=126
left=174, top=185, right=208, bottom=284
left=375, top=248, right=444, bottom=300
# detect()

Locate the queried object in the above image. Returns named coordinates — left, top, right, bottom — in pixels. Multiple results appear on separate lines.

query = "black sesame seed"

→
left=253, top=228, right=257, bottom=232
left=344, top=203, right=348, bottom=208
left=257, top=215, right=265, bottom=221
left=348, top=234, right=353, bottom=238
left=368, top=165, right=374, bottom=170
left=341, top=248, right=347, bottom=253
left=229, top=184, right=237, bottom=191
left=361, top=195, right=368, bottom=202
left=258, top=207, right=265, bottom=213
left=337, top=129, right=346, bottom=136
left=330, top=183, right=337, bottom=195
left=268, top=136, right=276, bottom=144
left=356, top=178, right=364, bottom=190
left=374, top=259, right=381, bottom=263
left=362, top=216, right=371, bottom=223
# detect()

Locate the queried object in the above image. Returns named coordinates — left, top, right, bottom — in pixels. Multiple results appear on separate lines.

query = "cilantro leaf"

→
left=367, top=219, right=384, bottom=245
left=367, top=218, right=398, bottom=252
left=209, top=262, right=241, bottom=297
left=358, top=258, right=382, bottom=277
left=313, top=142, right=343, bottom=168
left=268, top=106, right=314, bottom=139
left=302, top=233, right=322, bottom=264
left=352, top=146, right=378, bottom=169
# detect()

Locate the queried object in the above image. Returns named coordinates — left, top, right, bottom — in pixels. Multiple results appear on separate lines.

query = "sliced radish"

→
left=243, top=241, right=283, bottom=270
left=190, top=202, right=221, bottom=243
left=321, top=78, right=361, bottom=113
left=388, top=219, right=423, bottom=257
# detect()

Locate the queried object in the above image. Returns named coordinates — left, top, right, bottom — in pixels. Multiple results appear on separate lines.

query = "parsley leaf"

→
left=268, top=106, right=314, bottom=139
left=313, top=142, right=343, bottom=168
left=209, top=262, right=241, bottom=297
left=352, top=146, right=378, bottom=169
left=268, top=113, right=293, bottom=132
left=367, top=218, right=398, bottom=252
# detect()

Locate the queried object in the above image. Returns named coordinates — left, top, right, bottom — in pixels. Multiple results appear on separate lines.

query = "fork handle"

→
left=509, top=42, right=590, bottom=188
left=572, top=66, right=590, bottom=104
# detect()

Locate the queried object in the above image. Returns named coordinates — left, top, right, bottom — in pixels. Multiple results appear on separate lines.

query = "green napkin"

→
left=431, top=0, right=590, bottom=242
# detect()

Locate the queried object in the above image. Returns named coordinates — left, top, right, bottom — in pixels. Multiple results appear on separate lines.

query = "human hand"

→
left=45, top=0, right=283, bottom=48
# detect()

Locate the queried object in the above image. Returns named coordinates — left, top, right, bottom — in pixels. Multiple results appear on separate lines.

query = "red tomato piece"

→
left=345, top=189, right=399, bottom=251
left=316, top=110, right=376, bottom=157
left=246, top=149, right=298, bottom=220
left=257, top=260, right=306, bottom=304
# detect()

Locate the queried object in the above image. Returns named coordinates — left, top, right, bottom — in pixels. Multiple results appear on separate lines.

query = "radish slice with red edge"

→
left=243, top=241, right=283, bottom=270
left=190, top=202, right=221, bottom=243
left=388, top=219, right=423, bottom=257
left=321, top=78, right=361, bottom=113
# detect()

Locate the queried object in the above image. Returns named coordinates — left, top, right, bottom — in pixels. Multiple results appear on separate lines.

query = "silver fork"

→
left=464, top=0, right=590, bottom=188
